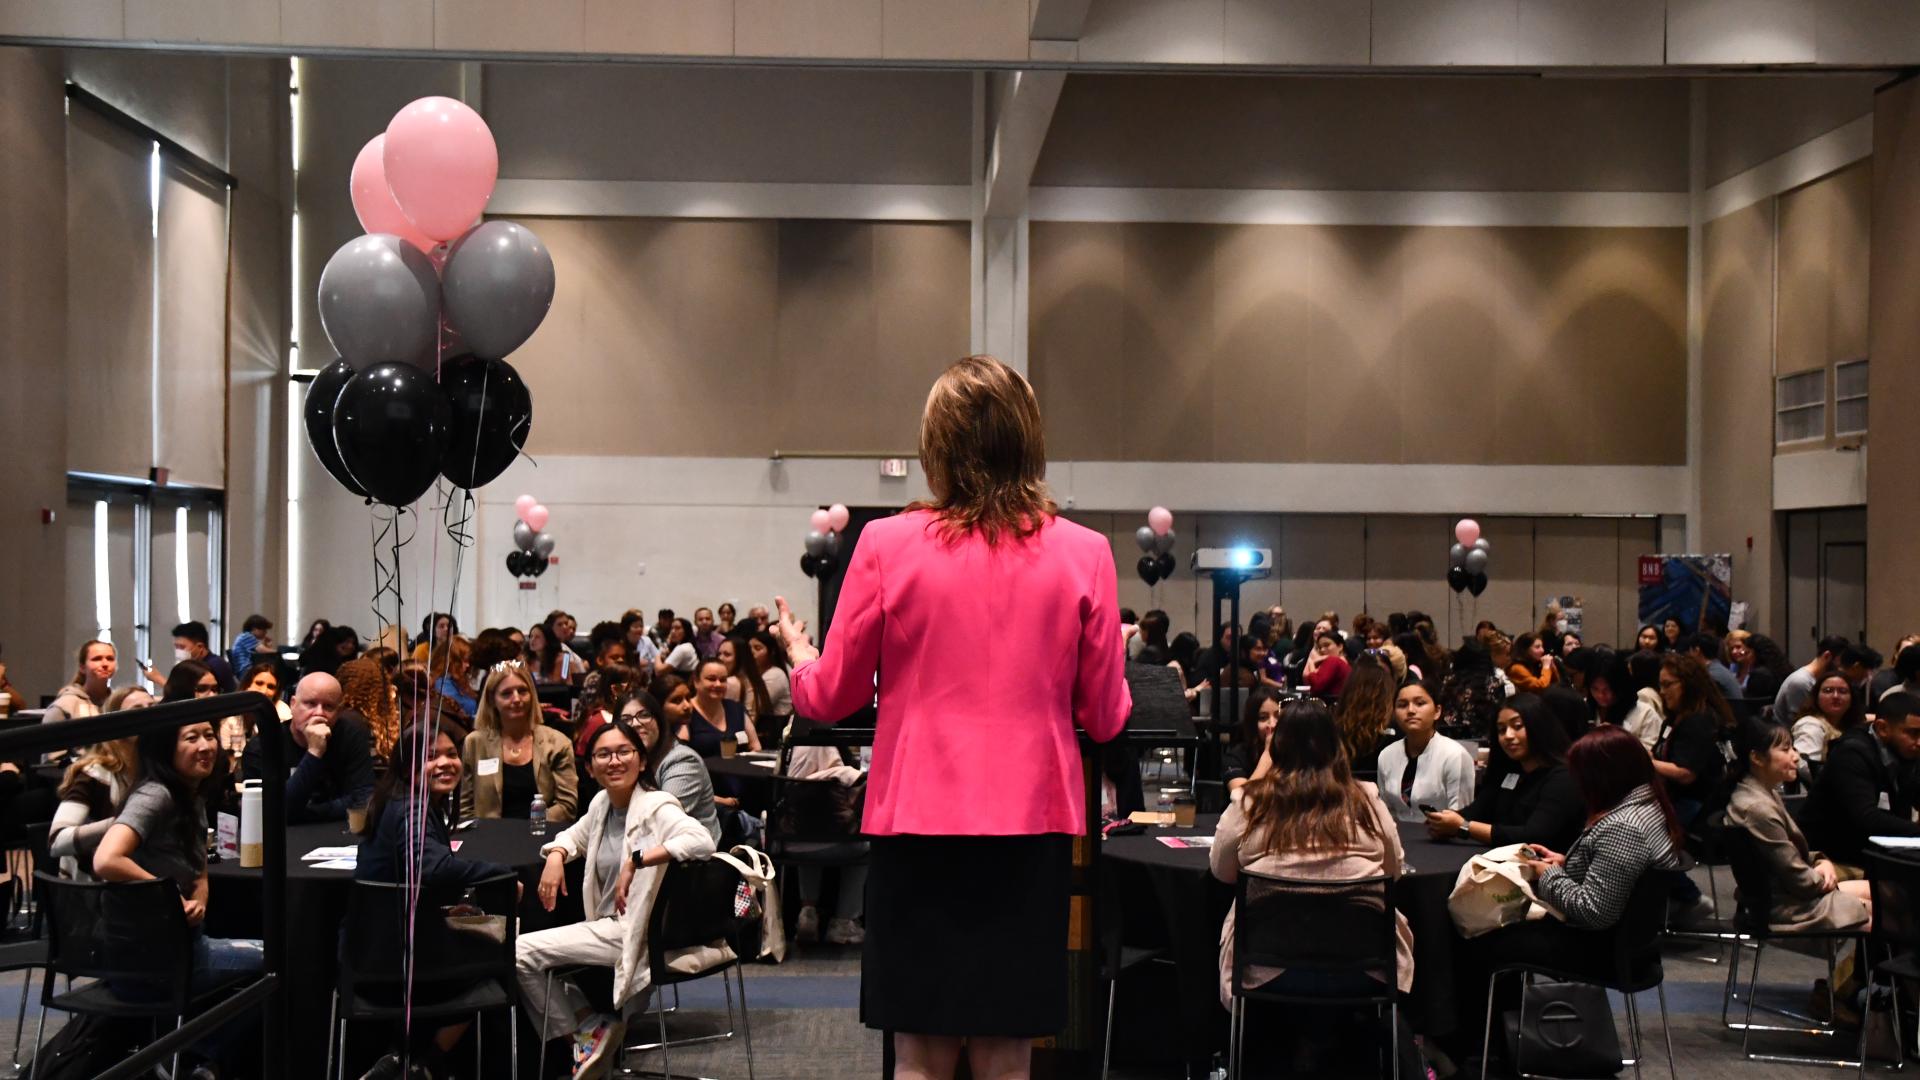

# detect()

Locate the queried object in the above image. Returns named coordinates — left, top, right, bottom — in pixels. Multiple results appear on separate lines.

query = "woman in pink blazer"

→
left=775, top=355, right=1131, bottom=1080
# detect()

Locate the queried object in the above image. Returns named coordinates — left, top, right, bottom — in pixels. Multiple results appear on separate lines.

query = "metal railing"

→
left=0, top=691, right=288, bottom=1080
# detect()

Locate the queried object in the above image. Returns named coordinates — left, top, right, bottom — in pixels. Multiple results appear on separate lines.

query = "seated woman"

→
left=92, top=719, right=264, bottom=1071
left=518, top=717, right=719, bottom=1075
left=1724, top=630, right=1779, bottom=704
left=1222, top=688, right=1281, bottom=795
left=1506, top=633, right=1558, bottom=694
left=718, top=636, right=778, bottom=745
left=653, top=618, right=700, bottom=679
left=461, top=662, right=578, bottom=825
left=1377, top=680, right=1475, bottom=823
left=679, top=659, right=762, bottom=808
left=45, top=639, right=118, bottom=726
left=337, top=657, right=399, bottom=766
left=783, top=725, right=870, bottom=947
left=49, top=735, right=140, bottom=877
left=1300, top=628, right=1351, bottom=698
left=1437, top=639, right=1504, bottom=740
left=1587, top=650, right=1663, bottom=751
left=618, top=690, right=720, bottom=843
left=748, top=630, right=794, bottom=733
left=1651, top=654, right=1734, bottom=827
left=1210, top=698, right=1418, bottom=1076
left=431, top=635, right=478, bottom=718
left=1724, top=716, right=1871, bottom=932
left=1334, top=659, right=1398, bottom=776
left=1790, top=672, right=1856, bottom=774
left=1425, top=693, right=1583, bottom=852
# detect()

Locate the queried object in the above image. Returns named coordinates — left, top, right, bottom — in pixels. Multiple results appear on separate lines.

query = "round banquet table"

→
left=1101, top=813, right=1485, bottom=1074
left=700, top=750, right=787, bottom=783
left=206, top=818, right=552, bottom=1077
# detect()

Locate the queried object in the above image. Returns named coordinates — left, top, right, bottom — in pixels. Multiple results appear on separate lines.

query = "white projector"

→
left=1191, top=547, right=1273, bottom=576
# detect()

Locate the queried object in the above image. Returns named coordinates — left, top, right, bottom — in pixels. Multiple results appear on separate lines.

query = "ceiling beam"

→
left=984, top=70, right=1066, bottom=218
left=1029, top=0, right=1095, bottom=42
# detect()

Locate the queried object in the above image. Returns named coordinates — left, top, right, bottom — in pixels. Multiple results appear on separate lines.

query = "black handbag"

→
left=1501, top=979, right=1623, bottom=1077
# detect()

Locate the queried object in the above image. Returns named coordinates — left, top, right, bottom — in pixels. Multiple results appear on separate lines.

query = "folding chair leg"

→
left=1623, top=992, right=1642, bottom=1079
left=1102, top=977, right=1117, bottom=1080
left=510, top=1006, right=520, bottom=1080
left=10, top=967, right=27, bottom=1063
left=1742, top=942, right=1764, bottom=1058
left=735, top=964, right=756, bottom=1080
left=657, top=994, right=671, bottom=1080
left=324, top=990, right=338, bottom=1080
left=1514, top=973, right=1531, bottom=1079
left=474, top=1009, right=483, bottom=1079
left=172, top=1015, right=183, bottom=1080
left=537, top=969, right=555, bottom=1080
left=1656, top=983, right=1677, bottom=1079
left=1480, top=970, right=1500, bottom=1080
left=1390, top=1001, right=1401, bottom=1080
left=336, top=1004, right=349, bottom=1080
left=26, top=995, right=45, bottom=1080
left=1228, top=998, right=1243, bottom=1080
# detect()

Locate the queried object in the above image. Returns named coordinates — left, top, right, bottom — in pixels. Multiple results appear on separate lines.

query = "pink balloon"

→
left=1454, top=518, right=1481, bottom=546
left=1148, top=506, right=1173, bottom=535
left=515, top=494, right=536, bottom=521
left=349, top=135, right=436, bottom=254
left=810, top=509, right=831, bottom=533
left=827, top=504, right=850, bottom=532
left=383, top=96, right=498, bottom=243
left=526, top=504, right=549, bottom=532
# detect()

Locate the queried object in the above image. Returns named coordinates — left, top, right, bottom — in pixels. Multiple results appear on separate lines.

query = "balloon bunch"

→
left=1134, top=506, right=1178, bottom=586
left=800, top=504, right=850, bottom=578
left=1447, top=518, right=1491, bottom=597
left=505, top=495, right=553, bottom=579
left=304, top=96, right=553, bottom=507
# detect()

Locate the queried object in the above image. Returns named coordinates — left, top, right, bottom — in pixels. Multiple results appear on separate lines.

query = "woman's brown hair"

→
left=1659, top=652, right=1736, bottom=732
left=909, top=355, right=1057, bottom=545
left=1335, top=658, right=1398, bottom=764
left=1243, top=699, right=1386, bottom=855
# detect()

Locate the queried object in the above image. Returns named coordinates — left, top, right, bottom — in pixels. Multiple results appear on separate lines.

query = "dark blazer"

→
left=1800, top=726, right=1920, bottom=864
left=241, top=711, right=377, bottom=825
left=1464, top=760, right=1586, bottom=852
left=354, top=797, right=511, bottom=886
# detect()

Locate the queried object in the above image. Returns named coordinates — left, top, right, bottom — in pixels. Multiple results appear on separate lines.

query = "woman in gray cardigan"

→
left=1724, top=716, right=1871, bottom=932
left=618, top=690, right=720, bottom=843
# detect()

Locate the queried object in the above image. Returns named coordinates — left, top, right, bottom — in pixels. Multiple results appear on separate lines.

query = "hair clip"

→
left=489, top=659, right=527, bottom=675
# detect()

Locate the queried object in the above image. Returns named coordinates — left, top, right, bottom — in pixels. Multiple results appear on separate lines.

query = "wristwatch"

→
left=1457, top=822, right=1472, bottom=838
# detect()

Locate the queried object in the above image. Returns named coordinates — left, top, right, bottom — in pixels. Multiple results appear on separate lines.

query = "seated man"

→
left=241, top=672, right=374, bottom=825
left=1801, top=691, right=1920, bottom=870
left=147, top=620, right=236, bottom=693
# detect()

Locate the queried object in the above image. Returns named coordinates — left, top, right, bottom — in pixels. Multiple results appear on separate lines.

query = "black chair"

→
left=327, top=872, right=521, bottom=1080
left=764, top=741, right=868, bottom=940
left=1095, top=870, right=1167, bottom=1080
left=0, top=821, right=51, bottom=1073
left=1228, top=871, right=1401, bottom=1080
left=1717, top=825, right=1869, bottom=1067
left=622, top=857, right=757, bottom=1080
left=1859, top=850, right=1920, bottom=1075
left=37, top=871, right=253, bottom=1080
left=1479, top=873, right=1676, bottom=1080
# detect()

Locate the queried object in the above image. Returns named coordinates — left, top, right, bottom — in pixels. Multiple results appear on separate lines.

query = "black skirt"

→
left=860, top=833, right=1072, bottom=1037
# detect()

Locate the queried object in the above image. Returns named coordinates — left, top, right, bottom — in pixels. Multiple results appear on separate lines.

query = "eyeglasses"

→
left=591, top=746, right=638, bottom=764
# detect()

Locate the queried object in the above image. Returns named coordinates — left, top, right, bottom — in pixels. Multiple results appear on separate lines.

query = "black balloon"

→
left=1137, top=555, right=1160, bottom=586
left=1156, top=552, right=1176, bottom=579
left=814, top=555, right=836, bottom=577
left=505, top=551, right=524, bottom=576
left=332, top=361, right=451, bottom=507
left=1468, top=572, right=1489, bottom=597
left=800, top=554, right=817, bottom=578
left=305, top=359, right=368, bottom=498
left=1447, top=566, right=1468, bottom=593
left=440, top=355, right=532, bottom=490
left=528, top=554, right=548, bottom=578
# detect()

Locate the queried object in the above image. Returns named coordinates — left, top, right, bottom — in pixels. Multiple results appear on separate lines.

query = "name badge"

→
left=1501, top=773, right=1520, bottom=791
left=477, top=757, right=500, bottom=777
left=1878, top=792, right=1892, bottom=812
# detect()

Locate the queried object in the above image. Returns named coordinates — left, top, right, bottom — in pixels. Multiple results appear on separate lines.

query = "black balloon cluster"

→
left=1447, top=534, right=1492, bottom=597
left=504, top=516, right=554, bottom=579
left=1134, top=525, right=1177, bottom=586
left=304, top=221, right=553, bottom=506
left=799, top=529, right=842, bottom=579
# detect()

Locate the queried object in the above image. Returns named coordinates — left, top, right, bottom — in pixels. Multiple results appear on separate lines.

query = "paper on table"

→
left=302, top=846, right=360, bottom=862
left=310, top=859, right=358, bottom=871
left=749, top=760, right=779, bottom=769
left=1870, top=836, right=1920, bottom=849
left=1157, top=836, right=1214, bottom=850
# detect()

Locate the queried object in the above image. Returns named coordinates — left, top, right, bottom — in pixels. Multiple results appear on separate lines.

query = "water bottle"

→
left=529, top=793, right=547, bottom=837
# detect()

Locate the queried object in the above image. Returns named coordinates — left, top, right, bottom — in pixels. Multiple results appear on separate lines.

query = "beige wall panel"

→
left=1777, top=171, right=1837, bottom=378
left=435, top=0, right=584, bottom=52
left=1514, top=0, right=1664, bottom=66
left=281, top=0, right=434, bottom=49
left=1028, top=222, right=1126, bottom=461
left=1371, top=0, right=1518, bottom=66
left=1121, top=224, right=1216, bottom=462
left=1209, top=226, right=1317, bottom=461
left=1222, top=0, right=1369, bottom=65
left=1669, top=0, right=1815, bottom=66
left=866, top=222, right=974, bottom=446
left=1398, top=227, right=1508, bottom=464
left=1362, top=515, right=1452, bottom=626
left=1303, top=227, right=1406, bottom=464
left=1278, top=515, right=1367, bottom=630
left=1533, top=516, right=1621, bottom=648
left=66, top=105, right=154, bottom=479
left=66, top=51, right=231, bottom=172
left=1867, top=80, right=1920, bottom=646
left=1078, top=0, right=1226, bottom=65
left=1816, top=0, right=1920, bottom=65
left=0, top=1, right=122, bottom=39
left=882, top=0, right=1026, bottom=61
left=582, top=0, right=732, bottom=55
left=226, top=182, right=288, bottom=627
left=734, top=0, right=882, bottom=59
left=1704, top=76, right=1881, bottom=186
left=155, top=165, right=228, bottom=488
left=124, top=0, right=278, bottom=45
left=1616, top=517, right=1660, bottom=644
left=773, top=222, right=880, bottom=453
left=1700, top=202, right=1778, bottom=628
left=1827, top=162, right=1873, bottom=363
left=484, top=65, right=972, bottom=185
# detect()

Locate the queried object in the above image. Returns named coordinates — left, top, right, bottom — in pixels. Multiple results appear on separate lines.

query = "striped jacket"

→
left=1536, top=784, right=1681, bottom=929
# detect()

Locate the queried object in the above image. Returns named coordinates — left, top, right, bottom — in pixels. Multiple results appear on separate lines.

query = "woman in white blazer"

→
left=515, top=716, right=717, bottom=1077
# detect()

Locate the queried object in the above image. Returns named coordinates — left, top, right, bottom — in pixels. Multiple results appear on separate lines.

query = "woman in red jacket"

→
left=775, top=355, right=1131, bottom=1080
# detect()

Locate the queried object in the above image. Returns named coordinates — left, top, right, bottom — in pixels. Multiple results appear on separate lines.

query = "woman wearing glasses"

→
left=619, top=689, right=719, bottom=843
left=517, top=714, right=718, bottom=1076
left=461, top=662, right=579, bottom=825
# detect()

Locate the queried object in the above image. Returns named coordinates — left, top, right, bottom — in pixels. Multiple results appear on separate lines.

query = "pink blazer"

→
left=790, top=510, right=1132, bottom=836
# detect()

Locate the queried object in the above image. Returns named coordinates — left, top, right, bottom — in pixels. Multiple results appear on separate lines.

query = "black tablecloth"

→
left=700, top=751, right=786, bottom=783
left=1102, top=814, right=1485, bottom=1072
left=207, top=819, right=551, bottom=1077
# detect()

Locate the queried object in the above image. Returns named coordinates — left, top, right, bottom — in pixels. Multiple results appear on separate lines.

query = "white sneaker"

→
left=795, top=904, right=820, bottom=943
left=571, top=1014, right=624, bottom=1079
left=825, top=917, right=865, bottom=945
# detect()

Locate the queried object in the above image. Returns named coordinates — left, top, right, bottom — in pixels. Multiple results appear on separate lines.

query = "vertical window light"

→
left=150, top=142, right=162, bottom=464
left=93, top=500, right=111, bottom=643
left=175, top=505, right=191, bottom=624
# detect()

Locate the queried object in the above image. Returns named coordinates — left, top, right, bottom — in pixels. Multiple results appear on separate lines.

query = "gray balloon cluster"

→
left=514, top=519, right=556, bottom=559
left=442, top=222, right=556, bottom=359
left=317, top=234, right=441, bottom=368
left=1448, top=537, right=1493, bottom=595
left=804, top=530, right=843, bottom=558
left=1134, top=527, right=1176, bottom=555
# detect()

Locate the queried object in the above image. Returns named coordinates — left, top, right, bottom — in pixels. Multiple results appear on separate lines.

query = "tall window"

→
left=1775, top=371, right=1825, bottom=446
left=1834, top=359, right=1868, bottom=437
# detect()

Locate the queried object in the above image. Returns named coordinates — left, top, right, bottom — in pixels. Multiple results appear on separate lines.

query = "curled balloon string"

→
left=369, top=506, right=404, bottom=640
left=441, top=485, right=476, bottom=551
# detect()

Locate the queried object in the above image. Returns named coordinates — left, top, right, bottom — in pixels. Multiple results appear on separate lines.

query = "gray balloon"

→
left=1463, top=549, right=1489, bottom=574
left=317, top=234, right=440, bottom=368
left=533, top=532, right=555, bottom=559
left=805, top=530, right=830, bottom=558
left=441, top=221, right=556, bottom=359
left=826, top=531, right=842, bottom=556
left=1449, top=542, right=1466, bottom=568
left=1135, top=526, right=1156, bottom=553
left=1154, top=528, right=1177, bottom=555
left=513, top=520, right=536, bottom=551
left=1474, top=538, right=1491, bottom=552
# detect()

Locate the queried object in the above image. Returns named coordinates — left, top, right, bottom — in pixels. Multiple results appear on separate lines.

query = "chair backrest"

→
left=1606, top=872, right=1671, bottom=991
left=340, top=872, right=518, bottom=991
left=1231, top=870, right=1395, bottom=1001
left=37, top=871, right=194, bottom=1010
left=647, top=858, right=745, bottom=978
left=1716, top=824, right=1777, bottom=934
left=1864, top=850, right=1920, bottom=955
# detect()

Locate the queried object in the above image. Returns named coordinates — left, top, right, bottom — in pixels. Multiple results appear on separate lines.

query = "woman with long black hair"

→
left=1424, top=693, right=1583, bottom=851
